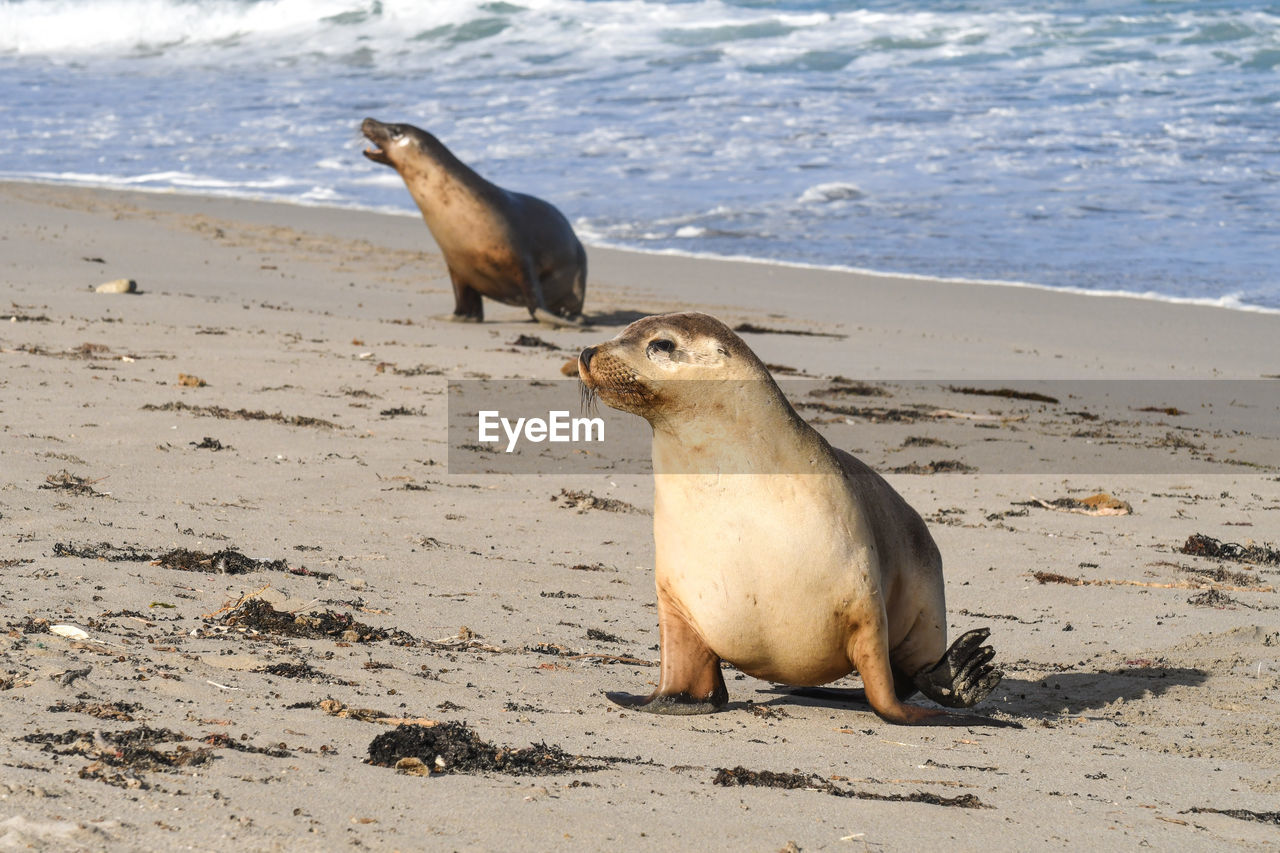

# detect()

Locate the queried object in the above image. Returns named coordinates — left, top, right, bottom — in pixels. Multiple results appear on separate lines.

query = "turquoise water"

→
left=2, top=1, right=1278, bottom=310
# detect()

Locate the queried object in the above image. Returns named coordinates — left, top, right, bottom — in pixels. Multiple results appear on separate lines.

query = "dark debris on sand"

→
left=798, top=400, right=933, bottom=424
left=141, top=400, right=340, bottom=430
left=40, top=470, right=108, bottom=498
left=947, top=385, right=1059, bottom=404
left=733, top=322, right=845, bottom=339
left=52, top=542, right=336, bottom=579
left=47, top=700, right=143, bottom=722
left=510, top=334, right=560, bottom=350
left=1180, top=534, right=1280, bottom=567
left=890, top=460, right=976, bottom=475
left=367, top=720, right=609, bottom=776
left=159, top=548, right=288, bottom=574
left=23, top=726, right=210, bottom=788
left=53, top=542, right=156, bottom=562
left=1187, top=589, right=1245, bottom=609
left=255, top=662, right=353, bottom=685
left=812, top=379, right=892, bottom=398
left=1185, top=807, right=1280, bottom=826
left=219, top=598, right=414, bottom=645
left=713, top=766, right=986, bottom=808
left=22, top=726, right=291, bottom=790
left=189, top=436, right=231, bottom=451
left=554, top=488, right=645, bottom=514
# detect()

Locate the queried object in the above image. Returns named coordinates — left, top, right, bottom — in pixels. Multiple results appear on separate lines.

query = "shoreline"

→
left=5, top=174, right=1278, bottom=318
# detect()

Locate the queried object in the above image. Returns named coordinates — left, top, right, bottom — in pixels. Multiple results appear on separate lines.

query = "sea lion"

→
left=361, top=118, right=586, bottom=325
left=577, top=312, right=1011, bottom=726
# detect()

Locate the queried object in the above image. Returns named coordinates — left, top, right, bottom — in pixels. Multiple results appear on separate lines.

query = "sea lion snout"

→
left=578, top=346, right=597, bottom=372
left=360, top=117, right=395, bottom=165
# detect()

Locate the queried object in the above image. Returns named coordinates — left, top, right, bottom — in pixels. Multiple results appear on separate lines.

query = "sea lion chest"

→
left=653, top=472, right=881, bottom=685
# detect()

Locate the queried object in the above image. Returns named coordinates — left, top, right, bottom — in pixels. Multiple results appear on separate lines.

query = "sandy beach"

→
left=2, top=180, right=1278, bottom=851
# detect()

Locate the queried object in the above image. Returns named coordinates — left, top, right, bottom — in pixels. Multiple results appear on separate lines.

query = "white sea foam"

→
left=1, top=0, right=1276, bottom=311
left=797, top=183, right=864, bottom=204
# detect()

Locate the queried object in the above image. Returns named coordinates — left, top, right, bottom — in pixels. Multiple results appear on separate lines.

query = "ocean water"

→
left=1, top=0, right=1278, bottom=311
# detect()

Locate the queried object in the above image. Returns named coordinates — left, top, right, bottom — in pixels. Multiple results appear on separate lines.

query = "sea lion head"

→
left=361, top=117, right=437, bottom=169
left=578, top=312, right=770, bottom=423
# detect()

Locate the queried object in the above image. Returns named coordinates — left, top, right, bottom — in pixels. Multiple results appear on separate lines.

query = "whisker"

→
left=579, top=380, right=598, bottom=416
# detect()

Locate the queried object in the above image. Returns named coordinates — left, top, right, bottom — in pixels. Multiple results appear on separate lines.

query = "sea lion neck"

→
left=650, top=382, right=831, bottom=476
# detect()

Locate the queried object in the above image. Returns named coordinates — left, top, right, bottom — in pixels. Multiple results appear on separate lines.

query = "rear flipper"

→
left=532, top=307, right=583, bottom=328
left=912, top=627, right=1003, bottom=709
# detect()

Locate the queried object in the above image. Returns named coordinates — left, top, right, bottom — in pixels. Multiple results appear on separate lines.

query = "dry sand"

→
left=1, top=180, right=1278, bottom=851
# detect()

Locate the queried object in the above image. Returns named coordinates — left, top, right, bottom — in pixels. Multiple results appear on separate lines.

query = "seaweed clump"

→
left=220, top=598, right=412, bottom=645
left=368, top=721, right=603, bottom=776
left=1180, top=534, right=1280, bottom=567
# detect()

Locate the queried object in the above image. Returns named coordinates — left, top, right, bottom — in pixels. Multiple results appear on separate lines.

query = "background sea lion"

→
left=578, top=312, right=1013, bottom=727
left=361, top=118, right=586, bottom=325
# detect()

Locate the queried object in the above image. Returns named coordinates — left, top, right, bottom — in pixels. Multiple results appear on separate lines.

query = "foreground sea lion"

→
left=361, top=118, right=586, bottom=325
left=578, top=312, right=1011, bottom=726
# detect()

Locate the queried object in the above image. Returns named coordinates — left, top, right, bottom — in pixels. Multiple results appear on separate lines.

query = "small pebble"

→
left=95, top=278, right=137, bottom=294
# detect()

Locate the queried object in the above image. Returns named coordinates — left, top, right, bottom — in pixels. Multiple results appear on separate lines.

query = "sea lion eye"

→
left=646, top=339, right=675, bottom=357
left=390, top=126, right=403, bottom=139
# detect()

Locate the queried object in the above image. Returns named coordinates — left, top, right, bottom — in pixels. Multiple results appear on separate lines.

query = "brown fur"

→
left=579, top=313, right=1007, bottom=726
left=362, top=118, right=586, bottom=322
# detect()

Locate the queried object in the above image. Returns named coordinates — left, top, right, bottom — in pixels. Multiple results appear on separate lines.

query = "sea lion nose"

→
left=579, top=346, right=597, bottom=371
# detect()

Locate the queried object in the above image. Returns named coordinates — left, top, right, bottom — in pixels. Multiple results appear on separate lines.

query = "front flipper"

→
left=606, top=691, right=723, bottom=715
left=607, top=592, right=727, bottom=715
left=913, top=627, right=1003, bottom=709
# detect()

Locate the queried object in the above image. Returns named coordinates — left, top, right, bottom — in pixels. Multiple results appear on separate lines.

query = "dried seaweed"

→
left=40, top=470, right=107, bottom=497
left=947, top=385, right=1059, bottom=404
left=52, top=542, right=335, bottom=579
left=23, top=726, right=210, bottom=789
left=1187, top=589, right=1243, bottom=608
left=22, top=724, right=292, bottom=789
left=254, top=662, right=353, bottom=684
left=732, top=323, right=845, bottom=339
left=1032, top=570, right=1272, bottom=593
left=713, top=766, right=986, bottom=808
left=1184, top=807, right=1279, bottom=826
left=810, top=381, right=891, bottom=399
left=555, top=488, right=644, bottom=514
left=890, top=460, right=976, bottom=475
left=799, top=400, right=932, bottom=423
left=219, top=598, right=413, bottom=644
left=510, top=334, right=559, bottom=349
left=46, top=700, right=143, bottom=721
left=53, top=542, right=156, bottom=562
left=158, top=548, right=288, bottom=574
left=1180, top=534, right=1280, bottom=567
left=902, top=436, right=951, bottom=448
left=379, top=363, right=444, bottom=377
left=141, top=401, right=340, bottom=429
left=367, top=720, right=608, bottom=776
left=199, top=733, right=291, bottom=758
